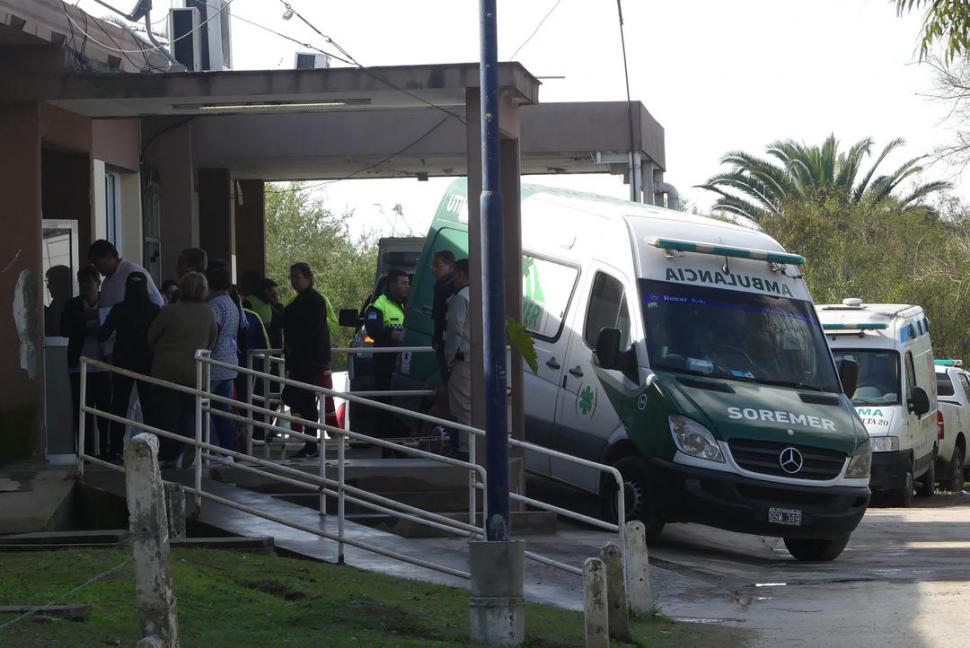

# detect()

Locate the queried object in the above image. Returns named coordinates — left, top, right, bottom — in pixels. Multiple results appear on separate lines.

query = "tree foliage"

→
left=265, top=184, right=378, bottom=354
left=699, top=135, right=949, bottom=224
left=897, top=0, right=970, bottom=62
left=759, top=195, right=970, bottom=359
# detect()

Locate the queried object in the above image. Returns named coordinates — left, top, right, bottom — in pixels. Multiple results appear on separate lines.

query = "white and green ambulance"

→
left=817, top=300, right=938, bottom=507
left=402, top=180, right=872, bottom=561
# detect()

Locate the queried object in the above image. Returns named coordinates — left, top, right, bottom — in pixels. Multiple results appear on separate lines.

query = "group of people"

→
left=63, top=236, right=474, bottom=466
left=64, top=241, right=293, bottom=467
left=430, top=250, right=472, bottom=455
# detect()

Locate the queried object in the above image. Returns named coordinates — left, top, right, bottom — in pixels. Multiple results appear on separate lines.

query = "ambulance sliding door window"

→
left=521, top=254, right=579, bottom=341
left=905, top=352, right=917, bottom=401
left=583, top=273, right=630, bottom=349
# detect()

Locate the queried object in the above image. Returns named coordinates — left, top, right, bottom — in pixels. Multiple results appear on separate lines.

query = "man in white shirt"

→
left=89, top=240, right=164, bottom=309
left=444, top=259, right=472, bottom=449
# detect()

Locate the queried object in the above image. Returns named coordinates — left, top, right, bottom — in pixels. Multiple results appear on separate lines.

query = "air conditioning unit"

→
left=295, top=52, right=330, bottom=69
left=184, top=0, right=232, bottom=71
left=169, top=7, right=201, bottom=71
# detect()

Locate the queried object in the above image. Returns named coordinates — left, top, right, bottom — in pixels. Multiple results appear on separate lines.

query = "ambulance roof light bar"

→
left=648, top=237, right=806, bottom=266
left=935, top=359, right=964, bottom=367
left=821, top=322, right=889, bottom=331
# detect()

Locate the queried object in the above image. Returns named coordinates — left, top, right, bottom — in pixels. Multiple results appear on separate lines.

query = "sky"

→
left=77, top=0, right=965, bottom=238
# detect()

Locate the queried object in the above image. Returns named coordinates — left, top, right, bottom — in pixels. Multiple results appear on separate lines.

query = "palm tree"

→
left=698, top=135, right=950, bottom=224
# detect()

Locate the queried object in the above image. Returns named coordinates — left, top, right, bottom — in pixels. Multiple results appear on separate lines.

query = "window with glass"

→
left=521, top=254, right=579, bottom=341
left=938, top=373, right=956, bottom=397
left=640, top=279, right=841, bottom=393
left=832, top=349, right=901, bottom=405
left=584, top=273, right=630, bottom=349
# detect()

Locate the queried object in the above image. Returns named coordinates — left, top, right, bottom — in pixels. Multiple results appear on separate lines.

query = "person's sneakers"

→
left=292, top=444, right=319, bottom=459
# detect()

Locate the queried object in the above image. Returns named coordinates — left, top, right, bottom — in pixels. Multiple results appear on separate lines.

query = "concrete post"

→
left=583, top=558, right=609, bottom=648
left=163, top=483, right=186, bottom=541
left=600, top=543, right=631, bottom=641
left=125, top=433, right=179, bottom=648
left=623, top=521, right=652, bottom=617
left=469, top=540, right=525, bottom=647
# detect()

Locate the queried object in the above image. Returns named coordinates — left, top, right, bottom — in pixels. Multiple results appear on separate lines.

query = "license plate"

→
left=768, top=507, right=802, bottom=526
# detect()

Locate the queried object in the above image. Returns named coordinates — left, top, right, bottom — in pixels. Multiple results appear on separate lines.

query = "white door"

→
left=520, top=252, right=581, bottom=476
left=551, top=268, right=631, bottom=491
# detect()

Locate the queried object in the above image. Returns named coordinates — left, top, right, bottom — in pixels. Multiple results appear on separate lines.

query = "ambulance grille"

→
left=727, top=439, right=846, bottom=480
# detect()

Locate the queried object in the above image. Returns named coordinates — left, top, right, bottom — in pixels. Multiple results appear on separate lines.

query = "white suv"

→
left=934, top=360, right=969, bottom=492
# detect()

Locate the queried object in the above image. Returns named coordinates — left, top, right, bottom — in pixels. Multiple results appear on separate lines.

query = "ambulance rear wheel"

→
left=603, top=456, right=665, bottom=541
left=783, top=533, right=850, bottom=561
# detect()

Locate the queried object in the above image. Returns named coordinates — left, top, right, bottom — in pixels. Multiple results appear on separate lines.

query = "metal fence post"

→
left=194, top=356, right=204, bottom=511
left=77, top=360, right=88, bottom=479
left=583, top=558, right=609, bottom=648
left=337, top=428, right=346, bottom=563
left=318, top=395, right=327, bottom=517
left=623, top=521, right=652, bottom=617
left=203, top=359, right=212, bottom=469
left=246, top=351, right=255, bottom=456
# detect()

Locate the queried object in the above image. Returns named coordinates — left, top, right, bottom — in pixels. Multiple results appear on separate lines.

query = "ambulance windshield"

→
left=830, top=349, right=901, bottom=405
left=640, top=279, right=841, bottom=393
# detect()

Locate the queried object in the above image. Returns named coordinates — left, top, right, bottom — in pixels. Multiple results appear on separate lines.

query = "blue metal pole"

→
left=480, top=0, right=510, bottom=542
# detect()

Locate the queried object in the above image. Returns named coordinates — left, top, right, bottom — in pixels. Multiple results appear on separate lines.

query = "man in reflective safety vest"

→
left=363, top=269, right=410, bottom=390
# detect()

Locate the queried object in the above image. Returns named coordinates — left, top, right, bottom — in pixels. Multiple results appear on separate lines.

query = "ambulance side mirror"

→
left=838, top=359, right=859, bottom=398
left=909, top=387, right=931, bottom=417
left=595, top=328, right=640, bottom=384
left=339, top=308, right=361, bottom=328
left=595, top=328, right=621, bottom=370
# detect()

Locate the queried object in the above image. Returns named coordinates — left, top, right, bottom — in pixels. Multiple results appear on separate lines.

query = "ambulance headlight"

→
left=669, top=415, right=725, bottom=463
left=869, top=436, right=899, bottom=452
left=845, top=440, right=872, bottom=479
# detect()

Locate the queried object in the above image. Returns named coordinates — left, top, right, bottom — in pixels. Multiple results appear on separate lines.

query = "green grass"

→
left=0, top=548, right=751, bottom=647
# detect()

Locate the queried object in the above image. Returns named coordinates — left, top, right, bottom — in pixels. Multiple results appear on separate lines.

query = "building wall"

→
left=142, top=118, right=197, bottom=281
left=0, top=102, right=45, bottom=461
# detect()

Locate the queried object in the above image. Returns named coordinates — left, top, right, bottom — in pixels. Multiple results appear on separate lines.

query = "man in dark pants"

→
left=61, top=264, right=112, bottom=456
left=430, top=250, right=456, bottom=383
left=283, top=263, right=336, bottom=459
left=363, top=269, right=410, bottom=438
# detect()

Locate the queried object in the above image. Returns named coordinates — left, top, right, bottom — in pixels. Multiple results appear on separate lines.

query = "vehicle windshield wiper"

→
left=758, top=379, right=827, bottom=392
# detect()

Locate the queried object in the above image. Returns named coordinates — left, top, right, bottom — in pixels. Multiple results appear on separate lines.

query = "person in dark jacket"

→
left=60, top=264, right=111, bottom=456
left=98, top=271, right=161, bottom=459
left=363, top=269, right=410, bottom=390
left=430, top=250, right=456, bottom=383
left=283, top=263, right=336, bottom=459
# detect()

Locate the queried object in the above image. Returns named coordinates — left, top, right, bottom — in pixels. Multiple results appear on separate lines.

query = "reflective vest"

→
left=370, top=294, right=406, bottom=330
left=323, top=295, right=338, bottom=336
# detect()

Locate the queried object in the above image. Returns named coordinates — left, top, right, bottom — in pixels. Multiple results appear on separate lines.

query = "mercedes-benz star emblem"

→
left=779, top=447, right=803, bottom=474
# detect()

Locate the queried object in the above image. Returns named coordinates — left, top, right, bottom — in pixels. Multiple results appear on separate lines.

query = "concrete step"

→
left=0, top=469, right=76, bottom=535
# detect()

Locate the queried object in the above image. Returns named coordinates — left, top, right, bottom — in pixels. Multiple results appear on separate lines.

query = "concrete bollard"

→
left=623, top=521, right=652, bottom=617
left=583, top=558, right=609, bottom=648
left=125, top=433, right=180, bottom=648
left=468, top=540, right=525, bottom=647
left=600, top=543, right=631, bottom=641
left=163, top=483, right=186, bottom=540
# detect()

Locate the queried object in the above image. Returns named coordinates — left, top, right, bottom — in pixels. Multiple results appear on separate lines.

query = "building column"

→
left=465, top=89, right=485, bottom=433
left=0, top=103, right=44, bottom=461
left=197, top=168, right=234, bottom=272
left=233, top=180, right=266, bottom=279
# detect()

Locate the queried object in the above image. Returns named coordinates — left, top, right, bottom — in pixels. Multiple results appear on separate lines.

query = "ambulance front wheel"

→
left=783, top=533, right=851, bottom=561
left=604, top=456, right=665, bottom=541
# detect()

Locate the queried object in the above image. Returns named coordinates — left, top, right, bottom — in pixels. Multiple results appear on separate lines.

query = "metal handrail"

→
left=78, top=356, right=486, bottom=577
left=78, top=350, right=627, bottom=579
left=201, top=352, right=627, bottom=560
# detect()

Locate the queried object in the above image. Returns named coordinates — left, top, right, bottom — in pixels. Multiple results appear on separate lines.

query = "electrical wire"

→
left=62, top=0, right=236, bottom=54
left=264, top=114, right=453, bottom=194
left=616, top=0, right=638, bottom=200
left=273, top=0, right=466, bottom=125
left=0, top=555, right=133, bottom=632
left=509, top=0, right=562, bottom=60
left=231, top=12, right=350, bottom=66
